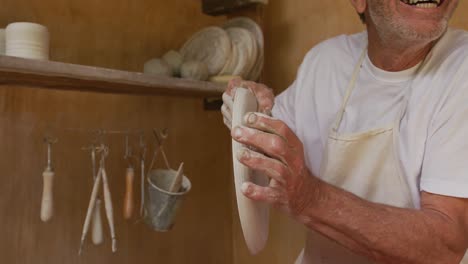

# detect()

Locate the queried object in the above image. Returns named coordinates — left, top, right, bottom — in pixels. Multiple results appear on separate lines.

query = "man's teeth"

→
left=417, top=3, right=437, bottom=8
left=402, top=0, right=441, bottom=8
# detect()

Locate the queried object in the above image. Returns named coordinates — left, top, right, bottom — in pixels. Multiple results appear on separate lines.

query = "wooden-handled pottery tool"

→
left=90, top=146, right=103, bottom=245
left=79, top=163, right=102, bottom=255
left=81, top=144, right=104, bottom=246
left=41, top=136, right=57, bottom=222
left=138, top=134, right=147, bottom=217
left=79, top=144, right=117, bottom=255
left=91, top=199, right=104, bottom=245
left=124, top=167, right=135, bottom=220
left=101, top=163, right=117, bottom=252
left=123, top=134, right=135, bottom=220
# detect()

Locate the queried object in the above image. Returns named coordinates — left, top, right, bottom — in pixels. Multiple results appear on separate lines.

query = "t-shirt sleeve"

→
left=420, top=82, right=468, bottom=198
left=271, top=46, right=322, bottom=133
left=272, top=80, right=298, bottom=133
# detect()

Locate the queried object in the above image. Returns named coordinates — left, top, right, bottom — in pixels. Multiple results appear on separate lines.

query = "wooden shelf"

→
left=0, top=55, right=226, bottom=97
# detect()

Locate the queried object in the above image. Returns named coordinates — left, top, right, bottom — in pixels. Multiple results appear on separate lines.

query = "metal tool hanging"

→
left=100, top=146, right=117, bottom=253
left=149, top=129, right=171, bottom=170
left=41, top=136, right=57, bottom=222
left=138, top=134, right=147, bottom=217
left=154, top=128, right=171, bottom=170
left=79, top=144, right=117, bottom=255
left=89, top=144, right=104, bottom=245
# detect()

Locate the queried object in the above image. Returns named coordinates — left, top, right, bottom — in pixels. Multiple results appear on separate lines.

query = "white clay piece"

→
left=162, top=50, right=183, bottom=76
left=143, top=58, right=173, bottom=77
left=231, top=88, right=270, bottom=255
left=180, top=60, right=209, bottom=81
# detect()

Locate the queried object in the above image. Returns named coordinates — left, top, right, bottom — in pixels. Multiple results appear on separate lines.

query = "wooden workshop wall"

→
left=233, top=1, right=468, bottom=263
left=0, top=1, right=234, bottom=264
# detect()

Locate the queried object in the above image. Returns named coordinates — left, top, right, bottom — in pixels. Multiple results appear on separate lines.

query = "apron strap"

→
left=332, top=48, right=367, bottom=133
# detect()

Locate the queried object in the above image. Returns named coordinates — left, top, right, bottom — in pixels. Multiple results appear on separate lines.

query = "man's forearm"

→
left=299, top=178, right=467, bottom=263
left=231, top=113, right=468, bottom=263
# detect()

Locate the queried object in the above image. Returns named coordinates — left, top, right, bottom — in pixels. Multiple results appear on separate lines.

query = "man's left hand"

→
left=232, top=112, right=319, bottom=220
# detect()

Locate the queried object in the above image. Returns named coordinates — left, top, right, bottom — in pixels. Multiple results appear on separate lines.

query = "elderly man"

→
left=222, top=0, right=468, bottom=263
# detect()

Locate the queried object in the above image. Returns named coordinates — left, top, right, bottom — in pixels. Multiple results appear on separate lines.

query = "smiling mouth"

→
left=400, top=0, right=443, bottom=8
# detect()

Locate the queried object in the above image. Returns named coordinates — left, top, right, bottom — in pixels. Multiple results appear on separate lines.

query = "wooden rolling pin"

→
left=123, top=167, right=135, bottom=220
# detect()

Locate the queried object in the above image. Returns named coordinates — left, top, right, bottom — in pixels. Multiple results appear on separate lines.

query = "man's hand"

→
left=221, top=78, right=275, bottom=130
left=231, top=111, right=318, bottom=220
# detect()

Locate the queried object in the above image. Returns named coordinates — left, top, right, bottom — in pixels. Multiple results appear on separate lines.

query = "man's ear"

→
left=349, top=0, right=367, bottom=14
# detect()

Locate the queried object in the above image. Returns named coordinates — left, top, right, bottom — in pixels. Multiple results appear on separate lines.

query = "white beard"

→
left=367, top=0, right=448, bottom=46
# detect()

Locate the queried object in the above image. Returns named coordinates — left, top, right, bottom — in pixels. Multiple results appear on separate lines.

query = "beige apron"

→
left=296, top=49, right=416, bottom=264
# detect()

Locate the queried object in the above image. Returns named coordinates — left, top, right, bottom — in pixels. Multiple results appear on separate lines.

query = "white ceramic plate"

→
left=219, top=36, right=239, bottom=75
left=223, top=27, right=257, bottom=79
left=180, top=26, right=231, bottom=76
left=223, top=17, right=264, bottom=81
left=232, top=88, right=269, bottom=255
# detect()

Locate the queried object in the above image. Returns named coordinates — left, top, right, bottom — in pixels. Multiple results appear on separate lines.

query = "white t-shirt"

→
left=272, top=28, right=468, bottom=207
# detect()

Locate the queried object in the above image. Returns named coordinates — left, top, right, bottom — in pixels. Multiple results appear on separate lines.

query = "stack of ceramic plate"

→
left=0, top=29, right=5, bottom=55
left=219, top=27, right=257, bottom=79
left=223, top=17, right=264, bottom=81
left=179, top=17, right=264, bottom=82
left=180, top=26, right=232, bottom=76
left=5, top=22, right=49, bottom=60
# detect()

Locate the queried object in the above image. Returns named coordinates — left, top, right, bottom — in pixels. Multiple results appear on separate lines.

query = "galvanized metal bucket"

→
left=144, top=169, right=191, bottom=231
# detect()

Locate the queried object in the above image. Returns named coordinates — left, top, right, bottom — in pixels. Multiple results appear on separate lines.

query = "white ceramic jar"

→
left=6, top=22, right=50, bottom=60
left=0, top=29, right=5, bottom=55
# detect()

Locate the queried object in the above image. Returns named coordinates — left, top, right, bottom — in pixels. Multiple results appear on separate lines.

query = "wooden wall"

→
left=233, top=1, right=468, bottom=263
left=0, top=1, right=233, bottom=263
left=4, top=0, right=468, bottom=263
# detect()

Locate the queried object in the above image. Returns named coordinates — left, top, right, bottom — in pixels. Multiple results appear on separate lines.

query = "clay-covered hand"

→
left=221, top=78, right=275, bottom=130
left=232, top=112, right=318, bottom=219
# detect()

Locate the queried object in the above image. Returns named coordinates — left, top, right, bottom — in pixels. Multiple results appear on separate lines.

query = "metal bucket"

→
left=144, top=169, right=191, bottom=231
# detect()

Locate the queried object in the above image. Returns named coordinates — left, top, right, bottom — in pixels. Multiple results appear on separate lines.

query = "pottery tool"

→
left=100, top=151, right=117, bottom=253
left=91, top=199, right=104, bottom=245
left=40, top=136, right=57, bottom=222
left=89, top=145, right=104, bottom=245
left=123, top=134, right=135, bottom=220
left=168, top=162, right=185, bottom=193
left=81, top=144, right=104, bottom=246
left=156, top=162, right=186, bottom=219
left=79, top=161, right=102, bottom=255
left=79, top=144, right=116, bottom=255
left=232, top=87, right=270, bottom=255
left=139, top=134, right=147, bottom=217
left=153, top=128, right=171, bottom=169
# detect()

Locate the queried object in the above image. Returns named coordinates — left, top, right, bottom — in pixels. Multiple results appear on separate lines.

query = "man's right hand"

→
left=221, top=78, right=275, bottom=130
